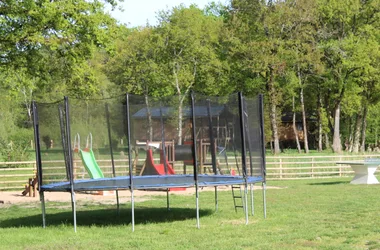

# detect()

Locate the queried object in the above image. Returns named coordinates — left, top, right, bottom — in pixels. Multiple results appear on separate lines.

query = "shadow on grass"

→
left=0, top=207, right=213, bottom=228
left=308, top=181, right=350, bottom=185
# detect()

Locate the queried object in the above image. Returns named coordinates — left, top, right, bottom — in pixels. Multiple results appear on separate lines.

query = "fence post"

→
left=311, top=157, right=314, bottom=178
left=279, top=158, right=283, bottom=179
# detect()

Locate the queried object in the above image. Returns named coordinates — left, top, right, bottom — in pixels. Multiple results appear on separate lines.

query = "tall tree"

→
left=156, top=5, right=226, bottom=143
left=1, top=0, right=119, bottom=97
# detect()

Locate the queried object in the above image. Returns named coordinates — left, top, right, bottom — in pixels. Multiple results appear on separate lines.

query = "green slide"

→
left=79, top=149, right=104, bottom=179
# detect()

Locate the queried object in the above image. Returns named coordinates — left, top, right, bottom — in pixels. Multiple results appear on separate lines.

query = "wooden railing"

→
left=1, top=154, right=380, bottom=190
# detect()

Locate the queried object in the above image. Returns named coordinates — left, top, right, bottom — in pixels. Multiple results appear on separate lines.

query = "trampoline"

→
left=33, top=92, right=267, bottom=232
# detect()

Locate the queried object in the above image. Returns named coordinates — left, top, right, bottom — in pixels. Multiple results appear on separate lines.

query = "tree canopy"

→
left=1, top=0, right=380, bottom=160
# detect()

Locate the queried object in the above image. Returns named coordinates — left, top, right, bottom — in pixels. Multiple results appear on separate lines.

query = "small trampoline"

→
left=33, top=92, right=267, bottom=232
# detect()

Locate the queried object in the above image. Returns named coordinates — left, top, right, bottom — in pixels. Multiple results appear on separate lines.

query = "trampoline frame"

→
left=32, top=92, right=267, bottom=232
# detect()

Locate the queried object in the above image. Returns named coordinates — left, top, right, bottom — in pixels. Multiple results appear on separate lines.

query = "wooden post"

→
left=279, top=158, right=283, bottom=179
left=311, top=157, right=314, bottom=178
left=33, top=178, right=37, bottom=197
left=28, top=178, right=33, bottom=197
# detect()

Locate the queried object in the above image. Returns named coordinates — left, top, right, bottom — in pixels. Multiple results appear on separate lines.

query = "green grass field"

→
left=1, top=178, right=380, bottom=249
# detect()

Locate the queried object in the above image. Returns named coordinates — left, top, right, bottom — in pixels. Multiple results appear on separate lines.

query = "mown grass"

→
left=1, top=178, right=380, bottom=249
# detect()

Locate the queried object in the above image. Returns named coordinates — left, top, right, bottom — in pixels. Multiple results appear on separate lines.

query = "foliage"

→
left=1, top=0, right=380, bottom=158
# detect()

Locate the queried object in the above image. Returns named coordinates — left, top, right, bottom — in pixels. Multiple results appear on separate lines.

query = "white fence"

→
left=1, top=154, right=380, bottom=190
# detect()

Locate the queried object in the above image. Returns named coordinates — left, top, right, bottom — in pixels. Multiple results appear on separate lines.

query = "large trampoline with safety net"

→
left=32, top=92, right=267, bottom=232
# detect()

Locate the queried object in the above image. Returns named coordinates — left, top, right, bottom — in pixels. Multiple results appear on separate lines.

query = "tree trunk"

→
left=177, top=96, right=184, bottom=145
left=144, top=95, right=153, bottom=142
left=297, top=66, right=309, bottom=153
left=325, top=133, right=330, bottom=150
left=347, top=117, right=353, bottom=152
left=267, top=68, right=280, bottom=154
left=332, top=103, right=342, bottom=153
left=317, top=93, right=323, bottom=151
left=292, top=96, right=301, bottom=153
left=360, top=106, right=368, bottom=152
left=352, top=111, right=363, bottom=153
left=376, top=127, right=378, bottom=147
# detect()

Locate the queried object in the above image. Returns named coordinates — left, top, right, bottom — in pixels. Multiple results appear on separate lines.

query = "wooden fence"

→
left=1, top=154, right=380, bottom=191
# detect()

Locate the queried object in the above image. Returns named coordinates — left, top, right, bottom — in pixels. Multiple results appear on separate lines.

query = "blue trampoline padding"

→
left=40, top=174, right=264, bottom=192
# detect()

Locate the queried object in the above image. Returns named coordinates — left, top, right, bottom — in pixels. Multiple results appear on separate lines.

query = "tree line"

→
left=0, top=0, right=379, bottom=160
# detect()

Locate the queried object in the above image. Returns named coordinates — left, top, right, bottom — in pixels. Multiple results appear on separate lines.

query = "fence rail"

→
left=1, top=154, right=380, bottom=190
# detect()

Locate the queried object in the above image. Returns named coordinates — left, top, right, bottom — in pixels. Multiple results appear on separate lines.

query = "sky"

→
left=107, top=0, right=218, bottom=27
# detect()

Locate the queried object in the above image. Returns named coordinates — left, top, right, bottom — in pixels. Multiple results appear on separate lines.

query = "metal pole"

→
left=238, top=92, right=248, bottom=225
left=159, top=104, right=170, bottom=210
left=131, top=189, right=135, bottom=232
left=196, top=183, right=200, bottom=229
left=258, top=94, right=267, bottom=219
left=167, top=189, right=170, bottom=211
left=206, top=99, right=217, bottom=174
left=262, top=182, right=267, bottom=219
left=215, top=186, right=218, bottom=212
left=238, top=92, right=247, bottom=178
left=105, top=103, right=120, bottom=215
left=40, top=192, right=46, bottom=228
left=32, top=101, right=45, bottom=227
left=159, top=105, right=168, bottom=175
left=250, top=183, right=254, bottom=216
left=125, top=93, right=135, bottom=231
left=191, top=91, right=200, bottom=229
left=64, top=96, right=77, bottom=232
left=244, top=184, right=248, bottom=225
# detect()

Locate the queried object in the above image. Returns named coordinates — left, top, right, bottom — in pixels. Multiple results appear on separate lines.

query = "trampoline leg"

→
left=116, top=190, right=120, bottom=215
left=40, top=191, right=46, bottom=228
left=244, top=185, right=249, bottom=225
left=131, top=189, right=135, bottom=232
left=166, top=189, right=170, bottom=211
left=262, top=182, right=267, bottom=219
left=71, top=191, right=77, bottom=233
left=196, top=184, right=200, bottom=229
left=250, top=184, right=254, bottom=216
left=215, top=186, right=218, bottom=212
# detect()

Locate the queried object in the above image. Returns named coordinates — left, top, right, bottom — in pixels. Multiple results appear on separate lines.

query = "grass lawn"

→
left=1, top=178, right=380, bottom=249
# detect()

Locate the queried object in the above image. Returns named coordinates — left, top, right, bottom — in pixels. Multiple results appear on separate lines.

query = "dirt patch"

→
left=0, top=185, right=284, bottom=205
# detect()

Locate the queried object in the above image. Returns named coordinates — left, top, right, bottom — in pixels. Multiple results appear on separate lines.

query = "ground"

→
left=0, top=185, right=278, bottom=205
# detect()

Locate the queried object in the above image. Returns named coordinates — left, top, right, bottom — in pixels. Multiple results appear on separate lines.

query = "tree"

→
left=1, top=0, right=119, bottom=97
left=156, top=5, right=226, bottom=143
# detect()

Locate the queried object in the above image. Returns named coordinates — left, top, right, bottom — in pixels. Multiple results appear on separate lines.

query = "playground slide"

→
left=145, top=149, right=175, bottom=175
left=80, top=149, right=104, bottom=179
left=144, top=149, right=185, bottom=191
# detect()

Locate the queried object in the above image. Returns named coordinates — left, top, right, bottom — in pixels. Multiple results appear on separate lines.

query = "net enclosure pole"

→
left=64, top=96, right=77, bottom=232
left=243, top=97, right=254, bottom=216
left=105, top=103, right=120, bottom=215
left=258, top=94, right=267, bottom=219
left=32, top=101, right=46, bottom=228
left=125, top=93, right=135, bottom=231
left=206, top=99, right=218, bottom=211
left=191, top=91, right=200, bottom=229
left=238, top=92, right=249, bottom=225
left=159, top=104, right=170, bottom=210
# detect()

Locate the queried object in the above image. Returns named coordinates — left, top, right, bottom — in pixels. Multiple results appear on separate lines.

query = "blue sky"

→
left=108, top=0, right=221, bottom=27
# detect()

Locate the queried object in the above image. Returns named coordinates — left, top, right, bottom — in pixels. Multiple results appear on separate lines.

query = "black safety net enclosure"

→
left=33, top=92, right=266, bottom=231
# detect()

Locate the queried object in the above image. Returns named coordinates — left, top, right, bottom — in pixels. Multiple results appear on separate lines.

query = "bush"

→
left=0, top=128, right=34, bottom=162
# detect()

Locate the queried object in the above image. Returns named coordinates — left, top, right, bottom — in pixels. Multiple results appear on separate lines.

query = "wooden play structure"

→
left=22, top=174, right=38, bottom=197
left=136, top=139, right=227, bottom=176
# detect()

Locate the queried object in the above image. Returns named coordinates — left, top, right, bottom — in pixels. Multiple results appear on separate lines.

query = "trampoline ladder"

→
left=231, top=185, right=244, bottom=212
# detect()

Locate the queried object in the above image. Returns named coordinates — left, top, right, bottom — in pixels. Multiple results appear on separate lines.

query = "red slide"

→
left=145, top=149, right=175, bottom=175
left=143, top=149, right=185, bottom=191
